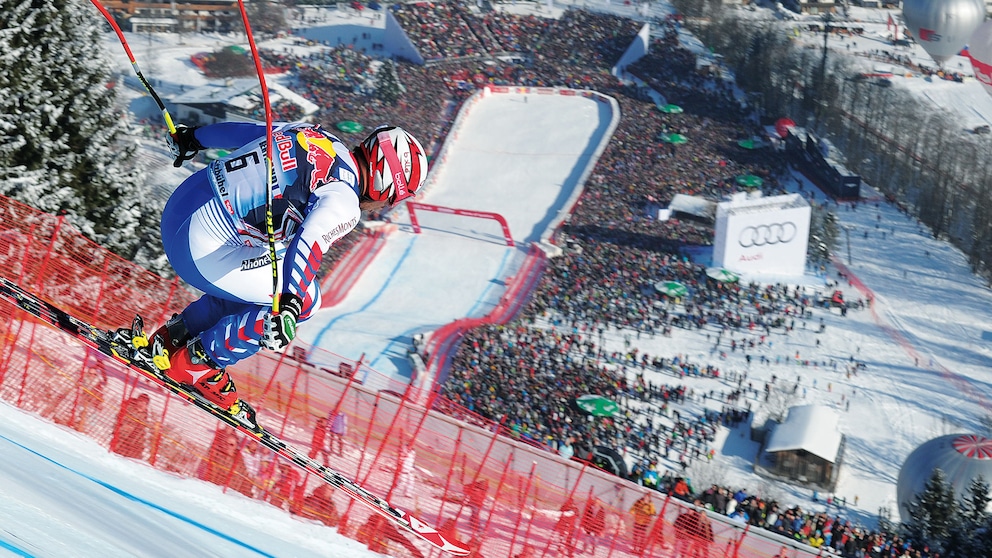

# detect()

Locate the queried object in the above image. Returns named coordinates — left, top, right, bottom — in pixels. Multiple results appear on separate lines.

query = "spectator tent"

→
left=764, top=405, right=843, bottom=487
left=668, top=194, right=716, bottom=221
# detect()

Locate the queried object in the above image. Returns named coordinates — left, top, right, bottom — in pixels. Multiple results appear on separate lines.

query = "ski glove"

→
left=261, top=293, right=304, bottom=350
left=168, top=125, right=203, bottom=167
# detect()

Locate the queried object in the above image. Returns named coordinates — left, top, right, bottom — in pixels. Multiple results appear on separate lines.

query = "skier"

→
left=139, top=120, right=428, bottom=422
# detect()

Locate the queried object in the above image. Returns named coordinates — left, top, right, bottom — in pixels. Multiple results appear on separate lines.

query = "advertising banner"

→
left=712, top=194, right=811, bottom=276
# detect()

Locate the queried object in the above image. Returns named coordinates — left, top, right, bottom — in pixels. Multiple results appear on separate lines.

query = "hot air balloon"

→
left=902, top=0, right=986, bottom=65
left=897, top=434, right=992, bottom=522
left=968, top=19, right=992, bottom=97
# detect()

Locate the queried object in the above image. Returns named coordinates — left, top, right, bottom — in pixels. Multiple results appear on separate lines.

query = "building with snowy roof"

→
left=763, top=404, right=844, bottom=489
left=167, top=79, right=318, bottom=126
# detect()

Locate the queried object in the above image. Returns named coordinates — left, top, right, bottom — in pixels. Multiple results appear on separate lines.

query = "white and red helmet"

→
left=358, top=125, right=428, bottom=204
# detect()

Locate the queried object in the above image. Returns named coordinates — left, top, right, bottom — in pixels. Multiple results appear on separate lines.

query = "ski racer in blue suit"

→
left=154, top=121, right=428, bottom=417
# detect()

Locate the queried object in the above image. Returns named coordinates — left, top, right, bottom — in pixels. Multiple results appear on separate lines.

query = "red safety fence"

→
left=320, top=222, right=396, bottom=309
left=0, top=195, right=821, bottom=558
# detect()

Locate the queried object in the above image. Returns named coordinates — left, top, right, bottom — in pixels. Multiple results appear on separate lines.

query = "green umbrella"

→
left=335, top=120, right=365, bottom=134
left=706, top=267, right=740, bottom=283
left=658, top=103, right=684, bottom=114
left=659, top=133, right=688, bottom=145
left=575, top=395, right=620, bottom=417
left=737, top=138, right=765, bottom=150
left=736, top=174, right=763, bottom=188
left=654, top=280, right=688, bottom=297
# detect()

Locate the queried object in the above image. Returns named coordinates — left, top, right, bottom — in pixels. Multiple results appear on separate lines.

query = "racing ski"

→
left=0, top=276, right=471, bottom=557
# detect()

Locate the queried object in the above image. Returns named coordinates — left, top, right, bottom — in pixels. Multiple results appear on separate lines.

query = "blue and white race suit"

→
left=161, top=121, right=362, bottom=367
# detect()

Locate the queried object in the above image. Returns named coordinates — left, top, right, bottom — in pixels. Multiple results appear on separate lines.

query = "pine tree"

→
left=806, top=206, right=838, bottom=265
left=376, top=60, right=403, bottom=105
left=245, top=1, right=287, bottom=36
left=902, top=468, right=957, bottom=552
left=0, top=0, right=155, bottom=262
left=945, top=476, right=991, bottom=557
left=961, top=475, right=991, bottom=525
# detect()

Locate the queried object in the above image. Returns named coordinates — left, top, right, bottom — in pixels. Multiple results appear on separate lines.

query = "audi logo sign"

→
left=713, top=194, right=810, bottom=276
left=738, top=222, right=798, bottom=248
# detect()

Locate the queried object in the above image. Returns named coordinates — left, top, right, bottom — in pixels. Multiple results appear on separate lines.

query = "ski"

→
left=0, top=276, right=471, bottom=557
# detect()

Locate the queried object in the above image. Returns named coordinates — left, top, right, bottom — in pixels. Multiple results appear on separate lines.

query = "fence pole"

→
left=478, top=447, right=516, bottom=535
left=546, top=460, right=590, bottom=557
left=326, top=353, right=364, bottom=425
left=435, top=428, right=465, bottom=525
left=508, top=461, right=538, bottom=557
left=15, top=321, right=41, bottom=409
left=359, top=389, right=413, bottom=492
left=338, top=390, right=385, bottom=534
left=33, top=215, right=64, bottom=294
left=160, top=276, right=183, bottom=325
left=385, top=386, right=444, bottom=501
left=733, top=522, right=750, bottom=558
left=605, top=483, right=624, bottom=558
left=272, top=363, right=305, bottom=437
left=0, top=304, right=25, bottom=384
left=63, top=348, right=95, bottom=430
left=643, top=491, right=672, bottom=556
left=449, top=415, right=506, bottom=530
left=91, top=252, right=111, bottom=326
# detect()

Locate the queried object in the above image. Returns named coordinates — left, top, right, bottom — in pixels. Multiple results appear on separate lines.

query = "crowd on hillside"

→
left=263, top=0, right=846, bottom=485
left=246, top=3, right=892, bottom=554
left=643, top=475, right=941, bottom=558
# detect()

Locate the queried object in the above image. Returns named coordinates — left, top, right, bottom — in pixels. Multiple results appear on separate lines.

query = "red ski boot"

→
left=165, top=339, right=237, bottom=407
left=116, top=315, right=258, bottom=428
left=155, top=336, right=256, bottom=426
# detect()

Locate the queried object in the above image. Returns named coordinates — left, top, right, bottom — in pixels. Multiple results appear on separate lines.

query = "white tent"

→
left=668, top=193, right=716, bottom=220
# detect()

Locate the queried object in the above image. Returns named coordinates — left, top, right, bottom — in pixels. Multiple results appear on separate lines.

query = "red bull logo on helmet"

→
left=375, top=129, right=411, bottom=202
left=296, top=129, right=337, bottom=190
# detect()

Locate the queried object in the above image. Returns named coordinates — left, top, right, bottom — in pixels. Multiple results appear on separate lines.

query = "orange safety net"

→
left=0, top=195, right=820, bottom=558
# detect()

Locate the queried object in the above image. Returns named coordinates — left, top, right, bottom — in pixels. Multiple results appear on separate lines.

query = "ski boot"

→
left=147, top=313, right=192, bottom=372
left=114, top=315, right=258, bottom=429
left=136, top=315, right=258, bottom=429
left=160, top=336, right=258, bottom=428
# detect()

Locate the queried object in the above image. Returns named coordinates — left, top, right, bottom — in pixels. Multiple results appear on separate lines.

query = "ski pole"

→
left=93, top=0, right=278, bottom=311
left=236, top=0, right=280, bottom=313
left=89, top=0, right=177, bottom=135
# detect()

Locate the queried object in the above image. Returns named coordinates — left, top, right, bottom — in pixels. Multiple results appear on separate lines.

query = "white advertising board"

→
left=712, top=194, right=811, bottom=276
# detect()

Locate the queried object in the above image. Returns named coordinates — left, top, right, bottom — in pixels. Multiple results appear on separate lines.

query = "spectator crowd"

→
left=232, top=2, right=912, bottom=555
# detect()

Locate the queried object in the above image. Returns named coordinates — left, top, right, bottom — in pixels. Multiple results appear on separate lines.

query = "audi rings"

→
left=738, top=222, right=797, bottom=247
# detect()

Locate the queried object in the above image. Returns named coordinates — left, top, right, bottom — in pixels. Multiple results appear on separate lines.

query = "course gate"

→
left=406, top=201, right=514, bottom=247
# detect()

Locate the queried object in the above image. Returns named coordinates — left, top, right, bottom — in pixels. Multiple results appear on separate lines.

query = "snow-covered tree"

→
left=902, top=468, right=957, bottom=552
left=807, top=205, right=838, bottom=266
left=376, top=60, right=403, bottom=105
left=960, top=475, right=991, bottom=526
left=944, top=476, right=991, bottom=557
left=0, top=0, right=155, bottom=261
